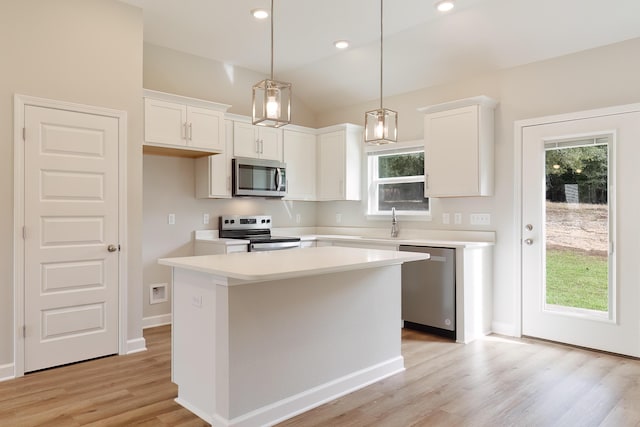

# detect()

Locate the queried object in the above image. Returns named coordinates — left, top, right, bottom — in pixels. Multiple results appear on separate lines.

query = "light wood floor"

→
left=1, top=326, right=639, bottom=426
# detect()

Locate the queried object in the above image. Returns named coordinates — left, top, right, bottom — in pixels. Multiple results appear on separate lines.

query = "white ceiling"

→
left=120, top=0, right=640, bottom=114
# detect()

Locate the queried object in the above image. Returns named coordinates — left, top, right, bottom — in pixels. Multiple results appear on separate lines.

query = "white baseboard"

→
left=0, top=363, right=15, bottom=382
left=143, top=313, right=172, bottom=329
left=126, top=337, right=147, bottom=354
left=183, top=356, right=405, bottom=427
left=491, top=321, right=520, bottom=337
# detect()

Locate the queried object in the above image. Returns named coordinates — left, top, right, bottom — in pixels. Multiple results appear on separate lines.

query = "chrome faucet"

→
left=391, top=207, right=399, bottom=238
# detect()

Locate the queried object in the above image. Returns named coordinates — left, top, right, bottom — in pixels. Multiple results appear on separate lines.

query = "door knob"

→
left=107, top=244, right=118, bottom=252
left=524, top=239, right=533, bottom=246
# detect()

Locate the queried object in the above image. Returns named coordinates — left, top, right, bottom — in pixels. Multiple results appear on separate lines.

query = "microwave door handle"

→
left=275, top=168, right=282, bottom=190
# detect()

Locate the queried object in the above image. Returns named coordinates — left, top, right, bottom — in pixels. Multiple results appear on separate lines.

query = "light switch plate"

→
left=168, top=213, right=175, bottom=225
left=203, top=213, right=210, bottom=225
left=454, top=213, right=462, bottom=225
left=442, top=213, right=450, bottom=224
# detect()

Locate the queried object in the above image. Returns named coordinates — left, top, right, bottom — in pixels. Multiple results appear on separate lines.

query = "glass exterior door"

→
left=521, top=110, right=640, bottom=357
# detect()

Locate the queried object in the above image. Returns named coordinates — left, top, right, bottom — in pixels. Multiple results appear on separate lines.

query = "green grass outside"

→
left=545, top=249, right=609, bottom=312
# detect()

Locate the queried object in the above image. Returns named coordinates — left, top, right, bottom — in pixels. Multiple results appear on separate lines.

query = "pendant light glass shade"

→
left=365, top=108, right=397, bottom=144
left=253, top=79, right=291, bottom=127
left=252, top=0, right=291, bottom=127
left=365, top=0, right=397, bottom=145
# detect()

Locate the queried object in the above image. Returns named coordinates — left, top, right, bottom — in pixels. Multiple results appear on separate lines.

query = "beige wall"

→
left=142, top=154, right=317, bottom=319
left=143, top=43, right=318, bottom=128
left=0, top=0, right=144, bottom=366
left=315, top=37, right=640, bottom=333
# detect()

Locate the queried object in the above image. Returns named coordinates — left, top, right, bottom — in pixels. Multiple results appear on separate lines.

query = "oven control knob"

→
left=267, top=219, right=271, bottom=223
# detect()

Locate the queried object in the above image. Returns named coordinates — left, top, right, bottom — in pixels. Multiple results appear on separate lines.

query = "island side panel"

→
left=172, top=268, right=220, bottom=424
left=226, top=265, right=403, bottom=422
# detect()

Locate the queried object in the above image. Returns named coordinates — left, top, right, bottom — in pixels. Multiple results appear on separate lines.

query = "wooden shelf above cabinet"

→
left=143, top=142, right=222, bottom=158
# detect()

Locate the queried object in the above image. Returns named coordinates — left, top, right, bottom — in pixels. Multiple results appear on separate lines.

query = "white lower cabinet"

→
left=194, top=240, right=248, bottom=255
left=195, top=120, right=233, bottom=198
left=283, top=127, right=316, bottom=201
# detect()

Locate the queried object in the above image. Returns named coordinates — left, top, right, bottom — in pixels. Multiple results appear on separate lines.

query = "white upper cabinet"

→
left=143, top=90, right=230, bottom=157
left=316, top=124, right=363, bottom=201
left=233, top=121, right=283, bottom=161
left=419, top=96, right=497, bottom=197
left=195, top=120, right=234, bottom=199
left=283, top=127, right=317, bottom=201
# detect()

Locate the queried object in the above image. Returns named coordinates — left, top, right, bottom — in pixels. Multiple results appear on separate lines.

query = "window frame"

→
left=366, top=141, right=431, bottom=220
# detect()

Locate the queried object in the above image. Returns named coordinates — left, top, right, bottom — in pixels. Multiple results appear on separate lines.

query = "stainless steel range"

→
left=218, top=215, right=301, bottom=252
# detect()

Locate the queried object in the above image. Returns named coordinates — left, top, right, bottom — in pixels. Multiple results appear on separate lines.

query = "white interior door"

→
left=521, top=110, right=640, bottom=357
left=24, top=105, right=120, bottom=372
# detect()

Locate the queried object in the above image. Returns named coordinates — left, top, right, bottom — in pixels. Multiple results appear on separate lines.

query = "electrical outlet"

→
left=296, top=213, right=301, bottom=224
left=168, top=213, right=175, bottom=225
left=336, top=213, right=342, bottom=223
left=203, top=213, right=210, bottom=225
left=454, top=213, right=462, bottom=225
left=442, top=213, right=450, bottom=224
left=470, top=213, right=491, bottom=225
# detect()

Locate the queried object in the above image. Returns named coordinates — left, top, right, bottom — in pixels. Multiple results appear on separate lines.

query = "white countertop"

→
left=159, top=246, right=429, bottom=282
left=194, top=228, right=495, bottom=249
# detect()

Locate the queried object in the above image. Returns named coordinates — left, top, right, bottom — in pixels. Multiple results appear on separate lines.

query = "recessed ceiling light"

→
left=334, top=40, right=350, bottom=49
left=251, top=8, right=269, bottom=19
left=435, top=0, right=455, bottom=12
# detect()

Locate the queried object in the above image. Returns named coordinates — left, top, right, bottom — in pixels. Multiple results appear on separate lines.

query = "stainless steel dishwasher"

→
left=400, top=246, right=456, bottom=339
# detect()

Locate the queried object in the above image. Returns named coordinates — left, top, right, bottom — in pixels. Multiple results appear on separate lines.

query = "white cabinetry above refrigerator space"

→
left=419, top=96, right=497, bottom=197
left=143, top=89, right=230, bottom=158
left=233, top=121, right=283, bottom=161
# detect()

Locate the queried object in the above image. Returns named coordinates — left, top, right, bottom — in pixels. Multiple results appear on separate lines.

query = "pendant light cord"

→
left=379, top=0, right=384, bottom=110
left=270, top=0, right=274, bottom=80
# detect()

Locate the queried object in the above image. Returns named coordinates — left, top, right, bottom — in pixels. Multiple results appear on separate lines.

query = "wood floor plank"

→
left=1, top=325, right=640, bottom=426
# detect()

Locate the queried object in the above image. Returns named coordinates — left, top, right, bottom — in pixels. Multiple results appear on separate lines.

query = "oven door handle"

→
left=250, top=241, right=300, bottom=251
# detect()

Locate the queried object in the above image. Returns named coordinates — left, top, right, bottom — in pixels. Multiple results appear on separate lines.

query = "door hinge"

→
left=22, top=325, right=26, bottom=338
left=22, top=226, right=26, bottom=239
left=22, top=127, right=26, bottom=141
left=118, top=244, right=121, bottom=252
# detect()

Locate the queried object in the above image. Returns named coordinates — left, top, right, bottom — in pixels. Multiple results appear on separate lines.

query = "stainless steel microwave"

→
left=232, top=157, right=287, bottom=197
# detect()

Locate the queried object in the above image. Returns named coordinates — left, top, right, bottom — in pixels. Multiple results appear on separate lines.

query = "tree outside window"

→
left=368, top=149, right=429, bottom=215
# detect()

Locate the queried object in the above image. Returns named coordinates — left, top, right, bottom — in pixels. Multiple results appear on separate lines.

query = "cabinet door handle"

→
left=256, top=139, right=260, bottom=154
left=182, top=123, right=187, bottom=140
left=188, top=123, right=193, bottom=140
left=227, top=176, right=231, bottom=192
left=260, top=139, right=264, bottom=154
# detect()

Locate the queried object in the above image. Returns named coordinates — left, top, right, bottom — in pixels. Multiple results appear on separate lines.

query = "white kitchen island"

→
left=159, top=246, right=428, bottom=427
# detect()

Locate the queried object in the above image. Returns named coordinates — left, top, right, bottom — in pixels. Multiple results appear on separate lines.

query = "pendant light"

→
left=364, top=0, right=397, bottom=145
left=252, top=0, right=291, bottom=128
